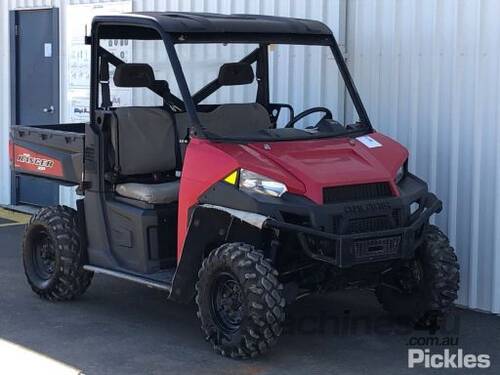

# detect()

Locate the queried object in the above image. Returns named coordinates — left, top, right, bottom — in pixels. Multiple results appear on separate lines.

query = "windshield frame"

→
left=90, top=19, right=372, bottom=141
left=172, top=34, right=373, bottom=140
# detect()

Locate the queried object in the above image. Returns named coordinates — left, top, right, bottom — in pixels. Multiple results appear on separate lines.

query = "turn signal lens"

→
left=223, top=170, right=239, bottom=185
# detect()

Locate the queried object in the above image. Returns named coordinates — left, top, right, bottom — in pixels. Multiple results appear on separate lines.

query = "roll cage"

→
left=88, top=12, right=372, bottom=138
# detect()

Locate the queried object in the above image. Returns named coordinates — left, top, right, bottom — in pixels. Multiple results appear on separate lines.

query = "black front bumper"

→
left=263, top=175, right=442, bottom=267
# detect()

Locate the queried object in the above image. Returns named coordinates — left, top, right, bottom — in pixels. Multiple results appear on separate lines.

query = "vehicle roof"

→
left=92, top=12, right=332, bottom=36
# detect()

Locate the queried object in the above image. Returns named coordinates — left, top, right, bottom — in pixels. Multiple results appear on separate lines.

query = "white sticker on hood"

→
left=356, top=135, right=382, bottom=148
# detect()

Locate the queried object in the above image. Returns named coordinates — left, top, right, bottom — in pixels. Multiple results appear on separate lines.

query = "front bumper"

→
left=263, top=175, right=442, bottom=267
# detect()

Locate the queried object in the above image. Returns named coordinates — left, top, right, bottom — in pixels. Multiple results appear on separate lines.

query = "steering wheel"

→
left=284, top=107, right=333, bottom=128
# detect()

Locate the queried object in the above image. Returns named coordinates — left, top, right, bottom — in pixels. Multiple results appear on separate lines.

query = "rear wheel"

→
left=196, top=243, right=285, bottom=358
left=23, top=206, right=93, bottom=301
left=375, top=225, right=459, bottom=327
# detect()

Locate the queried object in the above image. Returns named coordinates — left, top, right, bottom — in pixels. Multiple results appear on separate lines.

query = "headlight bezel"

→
left=238, top=169, right=288, bottom=198
left=395, top=160, right=408, bottom=184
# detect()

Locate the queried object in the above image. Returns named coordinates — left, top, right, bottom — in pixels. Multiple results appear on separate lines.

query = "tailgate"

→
left=10, top=124, right=85, bottom=184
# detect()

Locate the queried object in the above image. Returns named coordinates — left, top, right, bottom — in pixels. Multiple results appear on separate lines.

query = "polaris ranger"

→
left=11, top=12, right=459, bottom=358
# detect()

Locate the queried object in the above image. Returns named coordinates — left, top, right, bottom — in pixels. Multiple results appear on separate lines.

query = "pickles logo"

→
left=408, top=348, right=490, bottom=369
left=16, top=153, right=55, bottom=171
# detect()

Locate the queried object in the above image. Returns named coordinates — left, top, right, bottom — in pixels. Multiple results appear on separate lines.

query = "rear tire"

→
left=22, top=205, right=93, bottom=301
left=375, top=225, right=459, bottom=327
left=196, top=243, right=285, bottom=359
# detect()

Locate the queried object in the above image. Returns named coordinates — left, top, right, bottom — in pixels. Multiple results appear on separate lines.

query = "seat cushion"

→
left=112, top=107, right=178, bottom=176
left=116, top=181, right=180, bottom=204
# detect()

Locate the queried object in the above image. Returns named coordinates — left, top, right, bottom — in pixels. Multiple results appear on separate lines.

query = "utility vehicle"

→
left=11, top=12, right=459, bottom=358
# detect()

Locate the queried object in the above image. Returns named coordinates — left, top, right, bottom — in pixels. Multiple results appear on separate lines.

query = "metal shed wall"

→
left=1, top=0, right=499, bottom=313
left=347, top=0, right=500, bottom=313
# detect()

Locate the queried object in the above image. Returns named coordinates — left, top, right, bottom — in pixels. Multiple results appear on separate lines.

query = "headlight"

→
left=239, top=169, right=288, bottom=197
left=395, top=164, right=405, bottom=184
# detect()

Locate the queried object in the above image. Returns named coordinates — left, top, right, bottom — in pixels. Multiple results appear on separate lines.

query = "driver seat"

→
left=110, top=64, right=180, bottom=205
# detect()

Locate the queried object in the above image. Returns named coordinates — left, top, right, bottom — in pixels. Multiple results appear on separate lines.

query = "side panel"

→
left=177, top=138, right=239, bottom=258
left=82, top=111, right=114, bottom=269
left=105, top=200, right=177, bottom=274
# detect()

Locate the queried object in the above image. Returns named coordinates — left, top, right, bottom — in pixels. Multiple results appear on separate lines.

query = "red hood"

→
left=214, top=132, right=408, bottom=204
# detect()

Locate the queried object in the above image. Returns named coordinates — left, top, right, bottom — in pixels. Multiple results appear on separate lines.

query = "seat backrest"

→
left=175, top=103, right=271, bottom=139
left=111, top=107, right=177, bottom=176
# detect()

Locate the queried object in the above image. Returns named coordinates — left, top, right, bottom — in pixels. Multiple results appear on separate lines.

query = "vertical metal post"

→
left=9, top=11, right=17, bottom=204
left=338, top=0, right=348, bottom=125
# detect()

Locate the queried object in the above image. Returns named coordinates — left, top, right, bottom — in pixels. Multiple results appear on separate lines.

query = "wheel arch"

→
left=169, top=205, right=271, bottom=303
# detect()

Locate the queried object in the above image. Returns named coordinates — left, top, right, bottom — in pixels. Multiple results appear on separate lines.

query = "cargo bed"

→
left=10, top=123, right=85, bottom=185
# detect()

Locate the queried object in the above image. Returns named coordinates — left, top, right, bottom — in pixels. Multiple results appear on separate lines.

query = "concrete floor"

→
left=1, top=221, right=499, bottom=374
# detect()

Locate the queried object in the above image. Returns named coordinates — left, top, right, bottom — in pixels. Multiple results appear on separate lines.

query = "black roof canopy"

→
left=92, top=12, right=333, bottom=41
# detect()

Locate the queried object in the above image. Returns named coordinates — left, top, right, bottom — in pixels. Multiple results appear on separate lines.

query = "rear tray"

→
left=11, top=123, right=85, bottom=184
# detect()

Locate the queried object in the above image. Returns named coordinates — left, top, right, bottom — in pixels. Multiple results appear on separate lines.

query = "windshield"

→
left=94, top=33, right=371, bottom=142
left=175, top=42, right=371, bottom=142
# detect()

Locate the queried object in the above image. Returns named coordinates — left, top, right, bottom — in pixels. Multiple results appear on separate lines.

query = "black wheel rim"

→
left=210, top=272, right=244, bottom=333
left=32, top=229, right=56, bottom=280
left=399, top=260, right=423, bottom=293
left=383, top=260, right=423, bottom=295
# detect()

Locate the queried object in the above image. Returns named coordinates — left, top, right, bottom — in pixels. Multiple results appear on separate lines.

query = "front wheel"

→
left=23, top=206, right=93, bottom=301
left=375, top=225, right=460, bottom=327
left=196, top=243, right=285, bottom=359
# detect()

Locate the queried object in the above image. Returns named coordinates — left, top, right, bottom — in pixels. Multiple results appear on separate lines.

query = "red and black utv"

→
left=11, top=12, right=459, bottom=358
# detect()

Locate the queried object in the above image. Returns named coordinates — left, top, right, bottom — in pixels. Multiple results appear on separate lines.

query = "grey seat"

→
left=111, top=107, right=180, bottom=204
left=116, top=181, right=180, bottom=204
left=175, top=103, right=272, bottom=139
left=110, top=64, right=183, bottom=205
left=175, top=61, right=271, bottom=138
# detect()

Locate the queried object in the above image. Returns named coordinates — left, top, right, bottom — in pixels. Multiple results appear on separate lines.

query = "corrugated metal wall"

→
left=347, top=0, right=500, bottom=313
left=0, top=0, right=499, bottom=313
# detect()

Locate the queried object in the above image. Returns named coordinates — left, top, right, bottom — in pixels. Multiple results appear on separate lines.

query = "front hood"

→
left=215, top=132, right=408, bottom=204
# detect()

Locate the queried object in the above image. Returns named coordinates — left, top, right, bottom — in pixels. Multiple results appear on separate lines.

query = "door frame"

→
left=9, top=7, right=60, bottom=205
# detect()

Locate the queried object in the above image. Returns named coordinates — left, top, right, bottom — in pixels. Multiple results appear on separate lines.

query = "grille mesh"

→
left=323, top=183, right=392, bottom=204
left=347, top=216, right=392, bottom=234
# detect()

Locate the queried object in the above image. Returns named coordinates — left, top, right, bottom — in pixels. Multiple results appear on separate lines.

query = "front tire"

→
left=196, top=243, right=285, bottom=359
left=375, top=225, right=459, bottom=327
left=23, top=205, right=93, bottom=301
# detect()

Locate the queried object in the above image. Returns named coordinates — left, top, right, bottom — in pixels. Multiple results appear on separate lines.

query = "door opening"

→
left=10, top=8, right=60, bottom=207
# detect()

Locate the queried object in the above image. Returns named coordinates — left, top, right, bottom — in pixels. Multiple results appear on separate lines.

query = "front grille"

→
left=353, top=236, right=401, bottom=260
left=323, top=182, right=392, bottom=204
left=332, top=208, right=402, bottom=234
left=348, top=216, right=392, bottom=234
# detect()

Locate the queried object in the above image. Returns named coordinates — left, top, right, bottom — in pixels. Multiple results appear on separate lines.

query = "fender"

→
left=169, top=205, right=269, bottom=303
